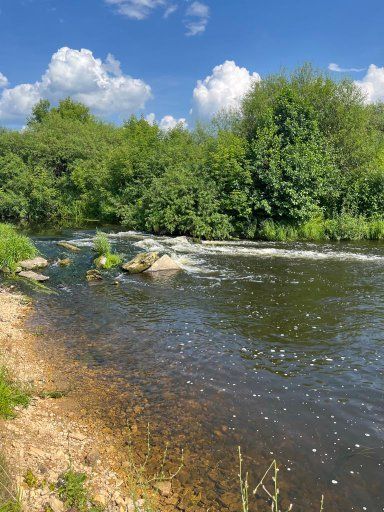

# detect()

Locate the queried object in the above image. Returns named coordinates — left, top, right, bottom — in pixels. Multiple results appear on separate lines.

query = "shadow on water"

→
left=22, top=228, right=384, bottom=511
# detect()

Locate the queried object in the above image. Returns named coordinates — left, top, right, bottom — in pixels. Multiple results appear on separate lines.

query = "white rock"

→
left=145, top=254, right=182, bottom=272
left=18, top=271, right=49, bottom=282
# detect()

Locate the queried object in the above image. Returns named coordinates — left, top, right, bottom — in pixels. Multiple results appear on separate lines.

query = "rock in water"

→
left=18, top=271, right=49, bottom=282
left=94, top=255, right=107, bottom=268
left=121, top=252, right=159, bottom=273
left=145, top=254, right=182, bottom=272
left=58, top=258, right=71, bottom=266
left=18, top=256, right=48, bottom=270
left=86, top=269, right=103, bottom=281
left=57, top=241, right=80, bottom=252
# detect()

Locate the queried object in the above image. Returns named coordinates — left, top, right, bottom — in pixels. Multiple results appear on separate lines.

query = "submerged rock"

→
left=121, top=252, right=159, bottom=273
left=19, top=256, right=48, bottom=271
left=57, top=241, right=80, bottom=252
left=19, top=270, right=49, bottom=282
left=86, top=269, right=103, bottom=281
left=58, top=258, right=71, bottom=266
left=145, top=254, right=182, bottom=272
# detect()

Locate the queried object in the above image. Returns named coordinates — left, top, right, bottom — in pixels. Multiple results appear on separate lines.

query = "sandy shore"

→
left=0, top=288, right=177, bottom=511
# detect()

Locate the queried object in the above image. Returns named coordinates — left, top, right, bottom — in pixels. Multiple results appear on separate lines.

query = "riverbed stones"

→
left=57, top=241, right=80, bottom=252
left=18, top=271, right=49, bottom=282
left=121, top=251, right=159, bottom=273
left=145, top=254, right=182, bottom=272
left=19, top=257, right=48, bottom=270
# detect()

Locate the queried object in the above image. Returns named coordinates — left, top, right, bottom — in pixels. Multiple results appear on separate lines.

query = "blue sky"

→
left=0, top=0, right=384, bottom=128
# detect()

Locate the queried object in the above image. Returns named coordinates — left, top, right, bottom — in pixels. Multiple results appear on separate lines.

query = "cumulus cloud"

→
left=146, top=112, right=188, bottom=130
left=184, top=1, right=209, bottom=36
left=328, top=63, right=365, bottom=73
left=192, top=60, right=260, bottom=118
left=0, top=47, right=152, bottom=124
left=0, top=72, right=8, bottom=88
left=355, top=64, right=384, bottom=103
left=105, top=0, right=166, bottom=20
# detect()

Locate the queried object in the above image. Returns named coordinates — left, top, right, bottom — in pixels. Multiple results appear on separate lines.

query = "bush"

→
left=324, top=214, right=370, bottom=241
left=0, top=224, right=37, bottom=272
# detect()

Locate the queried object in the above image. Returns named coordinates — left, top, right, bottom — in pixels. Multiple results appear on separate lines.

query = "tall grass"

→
left=0, top=224, right=37, bottom=272
left=93, top=231, right=122, bottom=268
left=93, top=231, right=111, bottom=256
left=258, top=215, right=384, bottom=242
left=0, top=455, right=21, bottom=512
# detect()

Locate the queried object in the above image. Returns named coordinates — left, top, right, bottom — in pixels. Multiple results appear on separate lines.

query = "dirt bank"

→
left=0, top=288, right=179, bottom=512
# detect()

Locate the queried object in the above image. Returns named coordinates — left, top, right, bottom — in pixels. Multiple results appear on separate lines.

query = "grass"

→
left=0, top=224, right=37, bottom=272
left=93, top=231, right=122, bottom=268
left=0, top=455, right=21, bottom=512
left=238, top=447, right=324, bottom=512
left=0, top=368, right=30, bottom=419
left=57, top=469, right=104, bottom=512
left=258, top=214, right=384, bottom=242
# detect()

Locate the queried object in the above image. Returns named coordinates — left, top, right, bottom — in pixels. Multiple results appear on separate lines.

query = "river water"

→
left=26, top=229, right=384, bottom=511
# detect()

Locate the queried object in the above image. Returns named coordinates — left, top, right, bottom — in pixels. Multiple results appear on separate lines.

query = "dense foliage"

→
left=0, top=66, right=383, bottom=240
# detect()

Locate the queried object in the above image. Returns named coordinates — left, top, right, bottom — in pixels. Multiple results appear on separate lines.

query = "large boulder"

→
left=19, top=256, right=48, bottom=271
left=145, top=254, right=182, bottom=272
left=57, top=241, right=80, bottom=252
left=18, top=270, right=49, bottom=282
left=122, top=252, right=159, bottom=273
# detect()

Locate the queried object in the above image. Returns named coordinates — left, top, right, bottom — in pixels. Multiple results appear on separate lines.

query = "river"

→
left=26, top=229, right=384, bottom=511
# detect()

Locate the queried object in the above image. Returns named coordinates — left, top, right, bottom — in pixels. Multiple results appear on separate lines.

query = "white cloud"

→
left=355, top=64, right=384, bottom=103
left=0, top=47, right=152, bottom=124
left=0, top=72, right=8, bottom=88
left=184, top=1, right=209, bottom=36
left=105, top=0, right=210, bottom=35
left=164, top=3, right=177, bottom=18
left=105, top=0, right=166, bottom=20
left=192, top=60, right=261, bottom=118
left=328, top=63, right=365, bottom=73
left=146, top=112, right=188, bottom=130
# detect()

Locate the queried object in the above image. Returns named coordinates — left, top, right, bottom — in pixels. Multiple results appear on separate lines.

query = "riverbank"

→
left=0, top=288, right=178, bottom=512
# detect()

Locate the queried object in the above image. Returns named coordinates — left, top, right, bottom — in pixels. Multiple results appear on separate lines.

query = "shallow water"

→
left=26, top=229, right=384, bottom=511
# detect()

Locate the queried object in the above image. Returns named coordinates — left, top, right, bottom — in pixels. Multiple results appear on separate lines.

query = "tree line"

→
left=1, top=65, right=383, bottom=241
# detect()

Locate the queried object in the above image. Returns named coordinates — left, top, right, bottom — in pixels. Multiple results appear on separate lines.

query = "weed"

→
left=57, top=469, right=104, bottom=512
left=0, top=455, right=21, bottom=512
left=0, top=368, right=30, bottom=419
left=23, top=469, right=38, bottom=489
left=238, top=447, right=325, bottom=512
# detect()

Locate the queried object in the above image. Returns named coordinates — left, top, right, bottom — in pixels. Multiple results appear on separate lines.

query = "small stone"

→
left=93, top=493, right=107, bottom=506
left=86, top=269, right=102, bottom=281
left=84, top=449, right=100, bottom=466
left=94, top=255, right=107, bottom=268
left=154, top=480, right=172, bottom=497
left=48, top=495, right=64, bottom=512
left=58, top=258, right=71, bottom=266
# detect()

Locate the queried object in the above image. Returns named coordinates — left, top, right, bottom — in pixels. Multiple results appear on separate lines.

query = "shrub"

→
left=0, top=224, right=37, bottom=272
